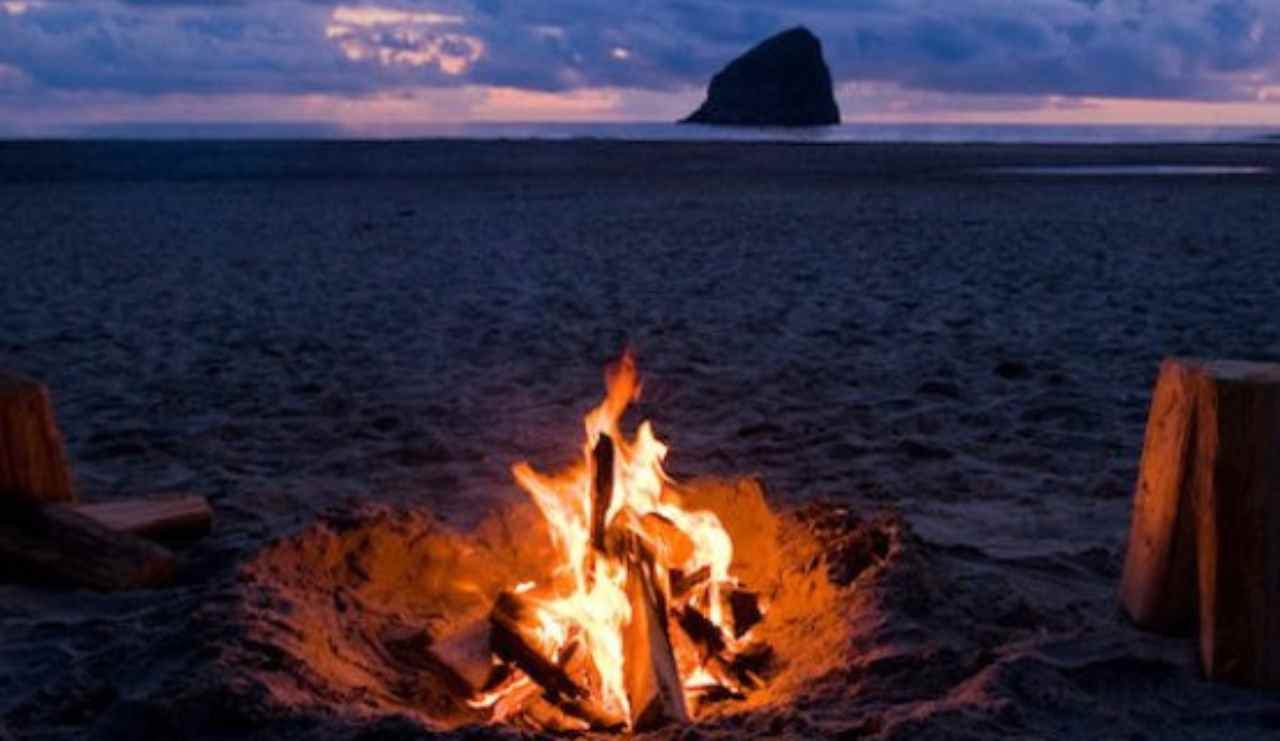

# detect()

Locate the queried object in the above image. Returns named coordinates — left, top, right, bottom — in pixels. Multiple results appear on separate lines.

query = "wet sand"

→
left=3, top=140, right=1280, bottom=739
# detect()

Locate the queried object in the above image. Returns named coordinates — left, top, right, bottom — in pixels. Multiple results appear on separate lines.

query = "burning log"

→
left=0, top=498, right=176, bottom=590
left=515, top=694, right=592, bottom=733
left=591, top=434, right=615, bottom=551
left=639, top=512, right=695, bottom=567
left=0, top=371, right=74, bottom=505
left=729, top=588, right=764, bottom=638
left=622, top=543, right=690, bottom=730
left=677, top=605, right=727, bottom=660
left=670, top=565, right=711, bottom=600
left=1121, top=358, right=1280, bottom=687
left=73, top=495, right=213, bottom=541
left=554, top=638, right=627, bottom=729
left=488, top=591, right=627, bottom=729
left=489, top=591, right=585, bottom=702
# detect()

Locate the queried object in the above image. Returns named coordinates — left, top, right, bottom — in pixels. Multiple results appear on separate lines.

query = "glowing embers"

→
left=464, top=353, right=772, bottom=731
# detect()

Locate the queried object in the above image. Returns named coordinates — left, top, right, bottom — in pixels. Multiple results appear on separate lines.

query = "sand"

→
left=2, top=139, right=1280, bottom=739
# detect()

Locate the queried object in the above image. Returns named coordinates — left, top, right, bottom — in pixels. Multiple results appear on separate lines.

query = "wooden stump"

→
left=0, top=372, right=73, bottom=504
left=1187, top=360, right=1280, bottom=688
left=1121, top=358, right=1280, bottom=688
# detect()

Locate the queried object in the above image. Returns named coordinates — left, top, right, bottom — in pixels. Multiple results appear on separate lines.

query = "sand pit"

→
left=235, top=483, right=905, bottom=734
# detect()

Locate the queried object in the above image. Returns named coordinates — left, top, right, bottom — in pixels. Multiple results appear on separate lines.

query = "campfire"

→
left=237, top=352, right=882, bottom=736
left=465, top=352, right=771, bottom=731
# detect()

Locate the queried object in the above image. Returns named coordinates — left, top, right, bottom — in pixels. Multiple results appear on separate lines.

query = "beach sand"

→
left=3, top=140, right=1280, bottom=738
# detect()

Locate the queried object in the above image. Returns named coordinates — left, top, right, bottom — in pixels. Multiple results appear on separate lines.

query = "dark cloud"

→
left=0, top=0, right=1278, bottom=107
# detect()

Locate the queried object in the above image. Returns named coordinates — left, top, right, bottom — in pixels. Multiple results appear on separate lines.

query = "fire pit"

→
left=237, top=354, right=906, bottom=733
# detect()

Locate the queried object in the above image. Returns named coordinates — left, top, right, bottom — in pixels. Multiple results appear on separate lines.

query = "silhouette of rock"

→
left=682, top=26, right=840, bottom=127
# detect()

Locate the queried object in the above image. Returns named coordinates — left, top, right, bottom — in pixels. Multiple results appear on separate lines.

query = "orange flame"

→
left=504, top=351, right=739, bottom=726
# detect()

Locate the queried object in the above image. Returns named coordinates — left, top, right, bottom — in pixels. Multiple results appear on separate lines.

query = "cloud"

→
left=0, top=0, right=1279, bottom=123
left=325, top=4, right=484, bottom=75
left=2, top=1, right=42, bottom=15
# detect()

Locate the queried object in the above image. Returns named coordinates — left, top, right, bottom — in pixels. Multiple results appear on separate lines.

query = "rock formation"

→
left=682, top=26, right=841, bottom=127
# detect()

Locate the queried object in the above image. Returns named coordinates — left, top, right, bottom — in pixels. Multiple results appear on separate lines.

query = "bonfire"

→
left=466, top=352, right=770, bottom=731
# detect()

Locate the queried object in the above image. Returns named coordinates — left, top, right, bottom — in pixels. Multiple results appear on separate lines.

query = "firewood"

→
left=415, top=620, right=496, bottom=699
left=0, top=372, right=73, bottom=505
left=489, top=673, right=541, bottom=724
left=0, top=498, right=175, bottom=590
left=550, top=639, right=626, bottom=730
left=672, top=607, right=759, bottom=694
left=728, top=588, right=764, bottom=638
left=639, top=512, right=695, bottom=567
left=622, top=545, right=690, bottom=730
left=670, top=565, right=711, bottom=600
left=489, top=591, right=585, bottom=701
left=517, top=694, right=592, bottom=733
left=676, top=606, right=726, bottom=660
left=73, top=495, right=212, bottom=541
left=1120, top=359, right=1200, bottom=633
left=591, top=434, right=615, bottom=551
left=1121, top=358, right=1280, bottom=687
left=727, top=642, right=773, bottom=689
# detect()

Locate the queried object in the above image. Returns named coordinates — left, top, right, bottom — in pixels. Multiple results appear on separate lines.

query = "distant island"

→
left=681, top=26, right=841, bottom=127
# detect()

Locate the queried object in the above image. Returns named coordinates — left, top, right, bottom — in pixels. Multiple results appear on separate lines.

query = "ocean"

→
left=27, top=121, right=1280, bottom=144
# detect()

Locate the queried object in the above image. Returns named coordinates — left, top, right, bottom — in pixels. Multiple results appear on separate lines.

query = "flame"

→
left=504, top=351, right=740, bottom=726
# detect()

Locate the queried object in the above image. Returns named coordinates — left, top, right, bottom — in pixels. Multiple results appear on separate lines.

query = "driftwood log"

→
left=74, top=495, right=213, bottom=541
left=0, top=499, right=176, bottom=590
left=0, top=372, right=73, bottom=504
left=1121, top=358, right=1280, bottom=687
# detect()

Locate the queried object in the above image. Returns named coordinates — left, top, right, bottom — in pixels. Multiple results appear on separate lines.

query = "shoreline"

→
left=2, top=138, right=1279, bottom=186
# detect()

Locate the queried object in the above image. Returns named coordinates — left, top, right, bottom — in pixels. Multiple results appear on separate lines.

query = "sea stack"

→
left=682, top=26, right=841, bottom=127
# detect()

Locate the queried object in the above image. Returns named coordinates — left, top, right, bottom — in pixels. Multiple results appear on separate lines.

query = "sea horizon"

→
left=3, top=120, right=1279, bottom=144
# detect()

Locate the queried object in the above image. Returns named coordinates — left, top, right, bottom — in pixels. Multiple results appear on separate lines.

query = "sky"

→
left=3, top=0, right=1280, bottom=134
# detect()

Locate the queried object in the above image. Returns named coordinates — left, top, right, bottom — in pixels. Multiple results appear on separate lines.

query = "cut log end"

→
left=1120, top=357, right=1280, bottom=688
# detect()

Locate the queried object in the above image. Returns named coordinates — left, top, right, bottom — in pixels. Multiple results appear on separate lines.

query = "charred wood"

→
left=591, top=434, right=615, bottom=552
left=729, top=588, right=764, bottom=638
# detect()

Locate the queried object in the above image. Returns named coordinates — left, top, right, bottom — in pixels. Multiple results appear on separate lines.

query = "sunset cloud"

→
left=325, top=4, right=484, bottom=75
left=1, top=0, right=1279, bottom=127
